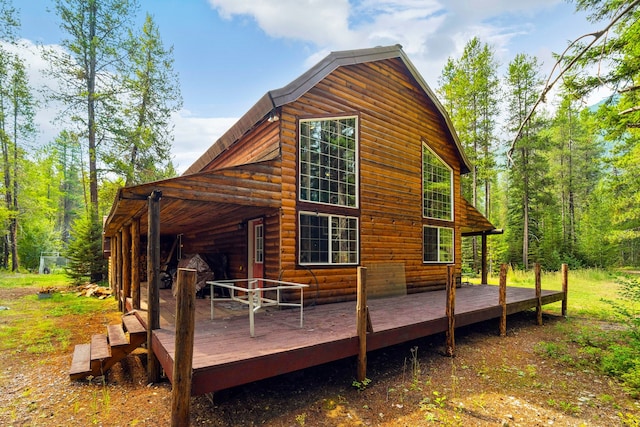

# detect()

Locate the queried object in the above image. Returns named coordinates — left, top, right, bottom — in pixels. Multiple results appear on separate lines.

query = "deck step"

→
left=107, top=324, right=128, bottom=347
left=70, top=316, right=147, bottom=380
left=90, top=334, right=111, bottom=360
left=123, top=314, right=145, bottom=336
left=69, top=344, right=91, bottom=379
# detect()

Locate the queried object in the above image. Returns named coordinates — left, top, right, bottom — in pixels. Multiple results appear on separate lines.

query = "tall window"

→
left=299, top=212, right=358, bottom=265
left=423, top=143, right=453, bottom=220
left=254, top=224, right=264, bottom=264
left=423, top=226, right=453, bottom=263
left=299, top=117, right=358, bottom=207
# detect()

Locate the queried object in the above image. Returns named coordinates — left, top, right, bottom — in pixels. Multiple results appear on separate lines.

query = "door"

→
left=248, top=218, right=264, bottom=301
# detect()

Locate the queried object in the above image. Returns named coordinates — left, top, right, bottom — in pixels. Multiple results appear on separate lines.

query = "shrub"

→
left=64, top=211, right=107, bottom=285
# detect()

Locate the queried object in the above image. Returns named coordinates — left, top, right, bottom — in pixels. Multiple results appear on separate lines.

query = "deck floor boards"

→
left=131, top=284, right=564, bottom=395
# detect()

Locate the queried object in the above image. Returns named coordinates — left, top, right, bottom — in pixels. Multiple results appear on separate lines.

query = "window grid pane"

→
left=299, top=214, right=328, bottom=264
left=300, top=118, right=357, bottom=207
left=423, top=226, right=454, bottom=263
left=299, top=213, right=358, bottom=265
left=255, top=224, right=264, bottom=264
left=423, top=144, right=452, bottom=220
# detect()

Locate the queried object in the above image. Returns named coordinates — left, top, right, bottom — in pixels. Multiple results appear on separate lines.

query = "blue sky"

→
left=14, top=0, right=600, bottom=173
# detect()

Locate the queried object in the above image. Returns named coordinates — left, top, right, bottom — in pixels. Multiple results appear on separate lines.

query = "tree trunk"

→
left=87, top=1, right=99, bottom=217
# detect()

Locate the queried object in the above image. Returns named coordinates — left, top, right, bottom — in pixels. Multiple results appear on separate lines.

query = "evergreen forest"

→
left=0, top=0, right=638, bottom=280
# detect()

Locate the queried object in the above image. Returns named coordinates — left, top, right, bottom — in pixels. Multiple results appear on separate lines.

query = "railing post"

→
left=445, top=265, right=456, bottom=357
left=535, top=263, right=542, bottom=326
left=561, top=263, right=568, bottom=317
left=356, top=266, right=368, bottom=382
left=248, top=280, right=255, bottom=338
left=147, top=190, right=162, bottom=383
left=171, top=268, right=197, bottom=427
left=499, top=263, right=508, bottom=337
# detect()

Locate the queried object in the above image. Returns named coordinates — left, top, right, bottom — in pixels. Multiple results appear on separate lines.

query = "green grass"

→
left=0, top=274, right=116, bottom=355
left=0, top=272, right=71, bottom=289
left=477, top=267, right=636, bottom=320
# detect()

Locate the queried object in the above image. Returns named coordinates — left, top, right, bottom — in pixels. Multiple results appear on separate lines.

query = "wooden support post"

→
left=171, top=268, right=197, bottom=427
left=108, top=239, right=114, bottom=292
left=445, top=264, right=456, bottom=357
left=481, top=233, right=488, bottom=285
left=115, top=233, right=123, bottom=311
left=122, top=224, right=131, bottom=309
left=499, top=263, right=508, bottom=337
left=535, top=263, right=542, bottom=326
left=147, top=190, right=162, bottom=383
left=131, top=219, right=141, bottom=310
left=356, top=266, right=368, bottom=382
left=561, top=263, right=568, bottom=317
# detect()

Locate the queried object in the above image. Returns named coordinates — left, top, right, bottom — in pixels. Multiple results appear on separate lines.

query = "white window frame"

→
left=299, top=116, right=359, bottom=208
left=423, top=225, right=454, bottom=264
left=422, top=142, right=453, bottom=221
left=254, top=224, right=264, bottom=264
left=298, top=211, right=359, bottom=266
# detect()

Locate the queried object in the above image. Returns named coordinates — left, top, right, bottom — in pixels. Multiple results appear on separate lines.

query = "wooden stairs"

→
left=70, top=312, right=147, bottom=380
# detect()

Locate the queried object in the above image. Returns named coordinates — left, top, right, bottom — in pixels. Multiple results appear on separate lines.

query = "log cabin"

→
left=103, top=44, right=498, bottom=307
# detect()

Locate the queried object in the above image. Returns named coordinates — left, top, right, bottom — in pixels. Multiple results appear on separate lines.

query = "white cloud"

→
left=206, top=0, right=570, bottom=87
left=208, top=0, right=356, bottom=45
left=171, top=113, right=238, bottom=173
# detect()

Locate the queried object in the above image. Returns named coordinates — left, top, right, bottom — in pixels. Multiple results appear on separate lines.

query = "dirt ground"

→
left=1, top=286, right=639, bottom=426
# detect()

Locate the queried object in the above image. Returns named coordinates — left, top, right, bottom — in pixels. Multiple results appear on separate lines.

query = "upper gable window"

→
left=299, top=117, right=358, bottom=208
left=422, top=142, right=453, bottom=221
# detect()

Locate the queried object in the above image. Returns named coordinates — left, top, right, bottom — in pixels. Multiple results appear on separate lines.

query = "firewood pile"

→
left=75, top=283, right=113, bottom=299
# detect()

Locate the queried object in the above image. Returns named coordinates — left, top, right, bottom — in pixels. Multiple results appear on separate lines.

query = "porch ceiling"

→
left=104, top=161, right=282, bottom=237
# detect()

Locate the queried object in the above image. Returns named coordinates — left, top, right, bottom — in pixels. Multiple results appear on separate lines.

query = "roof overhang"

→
left=104, top=161, right=281, bottom=237
left=460, top=197, right=499, bottom=236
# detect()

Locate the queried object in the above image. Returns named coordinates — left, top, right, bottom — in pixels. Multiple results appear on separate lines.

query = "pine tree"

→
left=504, top=54, right=552, bottom=269
left=105, top=13, right=182, bottom=185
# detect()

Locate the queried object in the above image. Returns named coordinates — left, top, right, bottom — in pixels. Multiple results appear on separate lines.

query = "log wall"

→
left=277, top=59, right=463, bottom=303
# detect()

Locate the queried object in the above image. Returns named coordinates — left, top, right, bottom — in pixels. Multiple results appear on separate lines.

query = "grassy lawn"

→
left=477, top=267, right=639, bottom=320
left=0, top=273, right=118, bottom=355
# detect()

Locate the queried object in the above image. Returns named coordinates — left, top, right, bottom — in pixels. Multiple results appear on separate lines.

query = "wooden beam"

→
left=535, top=263, right=542, bottom=326
left=171, top=268, right=197, bottom=427
left=445, top=264, right=455, bottom=357
left=356, top=266, right=368, bottom=382
left=147, top=190, right=162, bottom=383
left=131, top=219, right=141, bottom=310
left=115, top=233, right=122, bottom=311
left=481, top=234, right=488, bottom=285
left=122, top=224, right=131, bottom=309
left=499, top=264, right=508, bottom=337
left=561, top=263, right=568, bottom=317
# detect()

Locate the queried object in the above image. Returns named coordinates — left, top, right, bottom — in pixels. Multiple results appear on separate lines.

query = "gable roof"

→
left=184, top=44, right=472, bottom=175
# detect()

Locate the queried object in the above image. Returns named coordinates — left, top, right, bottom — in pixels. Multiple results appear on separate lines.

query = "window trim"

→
left=423, top=225, right=454, bottom=264
left=298, top=115, right=359, bottom=209
left=254, top=223, right=264, bottom=264
left=298, top=211, right=359, bottom=266
left=422, top=141, right=454, bottom=222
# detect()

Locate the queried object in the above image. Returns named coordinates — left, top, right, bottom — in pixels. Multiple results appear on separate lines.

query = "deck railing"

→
left=207, top=279, right=309, bottom=337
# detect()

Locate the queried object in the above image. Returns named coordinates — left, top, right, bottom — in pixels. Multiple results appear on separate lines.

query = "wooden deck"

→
left=129, top=284, right=564, bottom=396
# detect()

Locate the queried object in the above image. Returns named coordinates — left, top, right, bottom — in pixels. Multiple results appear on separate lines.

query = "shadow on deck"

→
left=128, top=284, right=564, bottom=396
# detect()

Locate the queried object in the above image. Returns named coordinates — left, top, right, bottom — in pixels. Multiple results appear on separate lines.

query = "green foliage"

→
left=351, top=377, right=371, bottom=391
left=64, top=211, right=107, bottom=285
left=108, top=13, right=182, bottom=186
